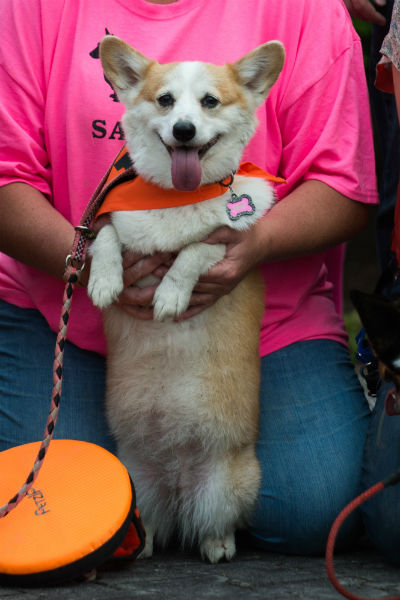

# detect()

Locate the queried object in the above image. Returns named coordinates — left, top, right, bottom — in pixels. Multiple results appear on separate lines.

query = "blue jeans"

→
left=0, top=299, right=115, bottom=453
left=248, top=340, right=370, bottom=555
left=0, top=301, right=370, bottom=555
left=361, top=380, right=400, bottom=565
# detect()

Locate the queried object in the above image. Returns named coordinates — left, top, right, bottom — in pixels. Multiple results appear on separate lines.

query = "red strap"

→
left=391, top=182, right=400, bottom=266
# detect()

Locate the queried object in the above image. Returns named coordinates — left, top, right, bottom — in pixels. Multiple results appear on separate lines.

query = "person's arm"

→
left=343, top=0, right=387, bottom=25
left=0, top=182, right=171, bottom=295
left=117, top=179, right=370, bottom=320
left=205, top=180, right=369, bottom=266
left=177, top=180, right=370, bottom=319
left=0, top=182, right=75, bottom=280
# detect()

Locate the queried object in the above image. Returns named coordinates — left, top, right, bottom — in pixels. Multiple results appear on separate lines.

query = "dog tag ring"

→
left=219, top=172, right=256, bottom=221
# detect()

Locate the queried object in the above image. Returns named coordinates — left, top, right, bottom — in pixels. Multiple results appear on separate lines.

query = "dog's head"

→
left=351, top=290, right=400, bottom=390
left=100, top=36, right=284, bottom=191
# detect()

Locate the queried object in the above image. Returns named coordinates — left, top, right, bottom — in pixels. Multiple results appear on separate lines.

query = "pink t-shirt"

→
left=0, top=0, right=378, bottom=356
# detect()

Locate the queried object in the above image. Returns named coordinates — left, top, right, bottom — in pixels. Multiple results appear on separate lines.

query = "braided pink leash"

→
left=0, top=146, right=135, bottom=519
left=0, top=270, right=79, bottom=518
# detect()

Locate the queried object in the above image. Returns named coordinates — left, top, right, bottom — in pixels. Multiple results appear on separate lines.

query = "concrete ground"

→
left=1, top=541, right=400, bottom=600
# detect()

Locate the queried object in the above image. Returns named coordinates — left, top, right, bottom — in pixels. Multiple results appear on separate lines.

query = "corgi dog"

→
left=351, top=290, right=400, bottom=411
left=88, top=36, right=285, bottom=563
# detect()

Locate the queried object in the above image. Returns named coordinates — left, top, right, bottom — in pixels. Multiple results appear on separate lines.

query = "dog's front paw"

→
left=200, top=534, right=236, bottom=564
left=87, top=273, right=123, bottom=309
left=152, top=277, right=191, bottom=321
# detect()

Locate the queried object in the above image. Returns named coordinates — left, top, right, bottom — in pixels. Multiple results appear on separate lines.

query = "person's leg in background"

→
left=361, top=379, right=400, bottom=565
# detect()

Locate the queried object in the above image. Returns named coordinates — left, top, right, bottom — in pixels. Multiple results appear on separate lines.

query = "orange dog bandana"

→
left=95, top=146, right=285, bottom=218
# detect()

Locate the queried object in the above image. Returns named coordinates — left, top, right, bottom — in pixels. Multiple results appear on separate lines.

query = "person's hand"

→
left=343, top=0, right=387, bottom=25
left=83, top=218, right=261, bottom=322
left=176, top=226, right=262, bottom=320
left=117, top=226, right=260, bottom=321
left=86, top=216, right=260, bottom=321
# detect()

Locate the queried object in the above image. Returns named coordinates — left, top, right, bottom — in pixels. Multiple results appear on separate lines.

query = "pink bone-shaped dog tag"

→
left=226, top=193, right=256, bottom=221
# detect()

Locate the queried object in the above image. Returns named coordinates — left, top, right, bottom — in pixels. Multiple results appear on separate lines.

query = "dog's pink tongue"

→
left=171, top=147, right=202, bottom=191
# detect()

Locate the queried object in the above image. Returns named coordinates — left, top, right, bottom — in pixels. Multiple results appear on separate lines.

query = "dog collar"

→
left=95, top=146, right=285, bottom=218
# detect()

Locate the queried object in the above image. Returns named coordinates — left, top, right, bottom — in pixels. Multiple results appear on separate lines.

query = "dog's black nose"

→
left=173, top=120, right=196, bottom=143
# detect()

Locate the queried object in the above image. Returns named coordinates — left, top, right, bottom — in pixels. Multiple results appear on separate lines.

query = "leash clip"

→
left=74, top=225, right=96, bottom=240
left=63, top=254, right=86, bottom=284
left=62, top=226, right=95, bottom=284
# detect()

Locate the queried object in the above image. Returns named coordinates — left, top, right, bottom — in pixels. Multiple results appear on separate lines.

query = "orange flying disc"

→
left=0, top=440, right=145, bottom=585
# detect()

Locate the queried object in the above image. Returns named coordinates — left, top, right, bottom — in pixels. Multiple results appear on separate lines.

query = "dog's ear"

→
left=232, top=41, right=285, bottom=105
left=99, top=36, right=153, bottom=100
left=351, top=289, right=400, bottom=372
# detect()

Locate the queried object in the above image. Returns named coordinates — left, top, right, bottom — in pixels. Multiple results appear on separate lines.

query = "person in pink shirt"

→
left=0, top=0, right=378, bottom=555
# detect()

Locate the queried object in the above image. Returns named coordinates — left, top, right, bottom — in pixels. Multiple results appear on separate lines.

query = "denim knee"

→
left=249, top=472, right=362, bottom=556
left=247, top=341, right=370, bottom=556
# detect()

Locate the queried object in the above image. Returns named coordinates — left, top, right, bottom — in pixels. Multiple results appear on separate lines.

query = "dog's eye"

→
left=157, top=93, right=175, bottom=108
left=201, top=95, right=219, bottom=109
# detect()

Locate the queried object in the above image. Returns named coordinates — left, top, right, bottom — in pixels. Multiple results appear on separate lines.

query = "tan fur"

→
left=136, top=62, right=179, bottom=104
left=203, top=64, right=249, bottom=109
left=135, top=61, right=249, bottom=109
left=202, top=271, right=264, bottom=443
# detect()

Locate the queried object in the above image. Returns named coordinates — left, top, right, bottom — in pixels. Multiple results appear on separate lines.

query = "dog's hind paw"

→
left=200, top=534, right=236, bottom=564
